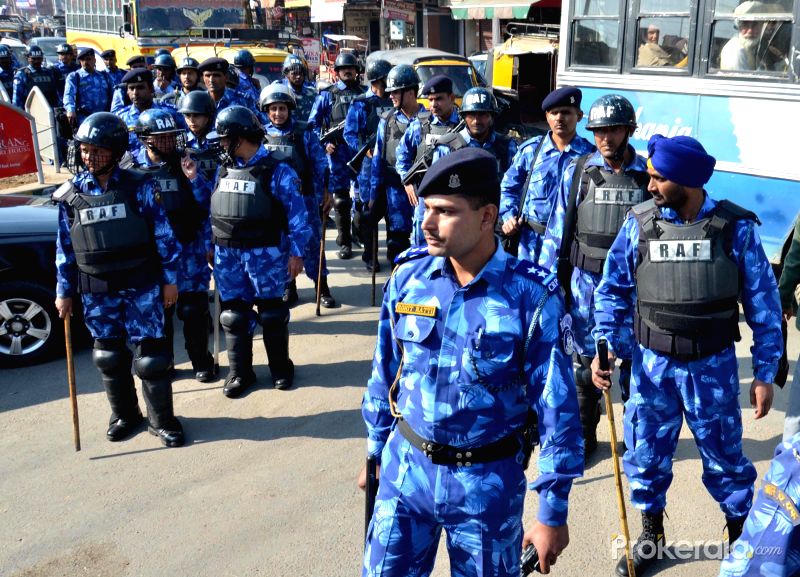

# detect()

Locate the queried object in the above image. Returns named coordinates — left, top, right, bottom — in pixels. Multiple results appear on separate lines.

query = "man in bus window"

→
left=720, top=0, right=767, bottom=71
left=638, top=24, right=675, bottom=67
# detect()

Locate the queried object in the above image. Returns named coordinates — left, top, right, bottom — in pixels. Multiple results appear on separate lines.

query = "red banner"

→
left=0, top=103, right=38, bottom=178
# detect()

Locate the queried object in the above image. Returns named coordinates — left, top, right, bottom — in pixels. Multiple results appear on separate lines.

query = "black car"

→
left=0, top=194, right=76, bottom=367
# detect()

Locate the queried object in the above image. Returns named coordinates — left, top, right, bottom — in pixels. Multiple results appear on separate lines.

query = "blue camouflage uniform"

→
left=12, top=64, right=61, bottom=109
left=55, top=61, right=79, bottom=78
left=214, top=146, right=311, bottom=332
left=264, top=120, right=329, bottom=282
left=538, top=148, right=648, bottom=361
left=63, top=68, right=114, bottom=123
left=153, top=77, right=180, bottom=99
left=718, top=432, right=800, bottom=577
left=344, top=89, right=393, bottom=208
left=500, top=132, right=595, bottom=263
left=106, top=67, right=125, bottom=86
left=55, top=167, right=180, bottom=341
left=236, top=70, right=260, bottom=107
left=369, top=104, right=425, bottom=258
left=110, top=85, right=128, bottom=114
left=272, top=78, right=317, bottom=124
left=362, top=245, right=584, bottom=576
left=0, top=65, right=14, bottom=98
left=307, top=79, right=365, bottom=194
left=592, top=193, right=782, bottom=518
left=433, top=126, right=518, bottom=176
left=395, top=108, right=460, bottom=246
left=215, top=88, right=267, bottom=125
left=120, top=102, right=187, bottom=158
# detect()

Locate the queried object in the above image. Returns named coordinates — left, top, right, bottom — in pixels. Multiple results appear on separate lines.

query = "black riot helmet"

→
left=153, top=54, right=176, bottom=69
left=233, top=49, right=255, bottom=69
left=215, top=105, right=264, bottom=143
left=178, top=90, right=216, bottom=119
left=459, top=87, right=498, bottom=115
left=74, top=112, right=129, bottom=159
left=259, top=83, right=296, bottom=112
left=334, top=51, right=359, bottom=71
left=176, top=57, right=199, bottom=72
left=366, top=59, right=392, bottom=83
left=27, top=45, right=44, bottom=59
left=586, top=94, right=637, bottom=130
left=385, top=64, right=419, bottom=93
left=282, top=54, right=307, bottom=76
left=134, top=108, right=186, bottom=158
left=55, top=43, right=72, bottom=55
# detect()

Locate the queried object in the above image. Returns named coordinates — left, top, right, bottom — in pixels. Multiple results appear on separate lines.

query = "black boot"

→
left=616, top=511, right=665, bottom=577
left=333, top=191, right=353, bottom=259
left=219, top=306, right=256, bottom=398
left=179, top=292, right=215, bottom=383
left=135, top=340, right=184, bottom=448
left=258, top=300, right=295, bottom=390
left=282, top=279, right=299, bottom=307
left=93, top=340, right=143, bottom=442
left=315, top=276, right=336, bottom=308
left=576, top=356, right=601, bottom=461
left=726, top=515, right=747, bottom=545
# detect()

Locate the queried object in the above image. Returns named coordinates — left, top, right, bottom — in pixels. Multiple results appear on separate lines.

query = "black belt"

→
left=523, top=219, right=547, bottom=235
left=397, top=418, right=522, bottom=467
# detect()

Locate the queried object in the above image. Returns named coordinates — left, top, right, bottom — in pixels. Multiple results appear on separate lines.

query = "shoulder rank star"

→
left=560, top=314, right=575, bottom=355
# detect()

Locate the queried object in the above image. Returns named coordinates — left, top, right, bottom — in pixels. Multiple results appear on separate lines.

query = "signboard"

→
left=390, top=20, right=405, bottom=40
left=25, top=86, right=59, bottom=169
left=0, top=101, right=42, bottom=181
left=301, top=37, right=321, bottom=75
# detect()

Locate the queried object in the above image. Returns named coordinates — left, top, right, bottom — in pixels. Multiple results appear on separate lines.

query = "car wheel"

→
left=0, top=281, right=63, bottom=368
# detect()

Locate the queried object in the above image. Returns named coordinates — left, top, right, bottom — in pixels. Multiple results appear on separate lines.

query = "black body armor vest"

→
left=25, top=67, right=58, bottom=106
left=136, top=162, right=206, bottom=245
left=210, top=158, right=285, bottom=248
left=632, top=199, right=757, bottom=360
left=383, top=109, right=410, bottom=172
left=328, top=84, right=362, bottom=125
left=57, top=173, right=160, bottom=293
left=438, top=131, right=513, bottom=175
left=570, top=165, right=650, bottom=273
left=414, top=111, right=456, bottom=165
left=362, top=94, right=393, bottom=138
left=1, top=71, right=13, bottom=98
left=264, top=124, right=312, bottom=195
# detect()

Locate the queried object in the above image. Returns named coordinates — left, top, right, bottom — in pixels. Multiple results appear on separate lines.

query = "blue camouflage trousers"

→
left=412, top=201, right=426, bottom=247
left=363, top=430, right=526, bottom=577
left=80, top=284, right=164, bottom=342
left=518, top=228, right=545, bottom=267
left=177, top=232, right=212, bottom=293
left=301, top=194, right=328, bottom=282
left=624, top=344, right=757, bottom=518
left=385, top=181, right=413, bottom=235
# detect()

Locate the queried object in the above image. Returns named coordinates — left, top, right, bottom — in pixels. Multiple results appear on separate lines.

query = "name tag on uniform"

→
left=78, top=203, right=127, bottom=224
left=649, top=239, right=711, bottom=262
left=219, top=179, right=256, bottom=195
left=265, top=144, right=294, bottom=154
left=157, top=178, right=178, bottom=192
left=198, top=159, right=216, bottom=171
left=395, top=302, right=437, bottom=317
left=593, top=187, right=643, bottom=205
left=763, top=483, right=800, bottom=526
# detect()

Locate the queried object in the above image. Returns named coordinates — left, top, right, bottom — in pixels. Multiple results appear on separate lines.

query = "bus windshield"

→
left=137, top=0, right=246, bottom=37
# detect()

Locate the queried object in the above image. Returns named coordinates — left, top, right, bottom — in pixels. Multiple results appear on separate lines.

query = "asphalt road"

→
left=1, top=239, right=795, bottom=577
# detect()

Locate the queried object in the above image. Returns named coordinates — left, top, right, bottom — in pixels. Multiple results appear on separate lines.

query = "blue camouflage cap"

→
left=416, top=148, right=500, bottom=206
left=420, top=74, right=453, bottom=96
left=541, top=86, right=582, bottom=112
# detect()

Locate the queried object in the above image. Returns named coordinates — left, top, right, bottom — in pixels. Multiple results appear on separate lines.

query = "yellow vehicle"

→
left=0, top=15, right=33, bottom=44
left=173, top=45, right=290, bottom=88
left=365, top=48, right=481, bottom=107
left=65, top=0, right=295, bottom=67
left=487, top=22, right=560, bottom=123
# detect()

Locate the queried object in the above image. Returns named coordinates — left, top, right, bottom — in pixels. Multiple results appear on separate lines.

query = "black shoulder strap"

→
left=631, top=199, right=659, bottom=239
left=517, top=136, right=547, bottom=216
left=556, top=154, right=592, bottom=306
left=436, top=131, right=466, bottom=151
left=714, top=198, right=761, bottom=226
left=491, top=133, right=511, bottom=172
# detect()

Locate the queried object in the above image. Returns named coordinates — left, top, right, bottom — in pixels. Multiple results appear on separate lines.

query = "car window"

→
left=415, top=64, right=474, bottom=97
left=254, top=62, right=283, bottom=84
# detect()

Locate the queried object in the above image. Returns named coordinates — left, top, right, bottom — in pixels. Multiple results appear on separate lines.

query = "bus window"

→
left=570, top=0, right=622, bottom=67
left=709, top=0, right=794, bottom=76
left=634, top=0, right=691, bottom=70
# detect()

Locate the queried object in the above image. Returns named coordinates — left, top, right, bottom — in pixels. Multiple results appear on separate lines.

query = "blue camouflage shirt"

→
left=433, top=126, right=518, bottom=171
left=55, top=167, right=181, bottom=297
left=344, top=89, right=394, bottom=203
left=63, top=68, right=113, bottom=121
left=215, top=88, right=267, bottom=125
left=264, top=119, right=328, bottom=205
left=592, top=193, right=782, bottom=383
left=106, top=67, right=125, bottom=86
left=500, top=132, right=595, bottom=227
left=272, top=78, right=317, bottom=124
left=235, top=70, right=260, bottom=106
left=395, top=108, right=461, bottom=181
left=119, top=101, right=188, bottom=158
left=362, top=244, right=584, bottom=526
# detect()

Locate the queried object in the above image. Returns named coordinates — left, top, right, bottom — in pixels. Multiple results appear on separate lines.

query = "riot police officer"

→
left=344, top=58, right=393, bottom=272
left=538, top=94, right=649, bottom=460
left=308, top=51, right=365, bottom=259
left=0, top=45, right=15, bottom=99
left=160, top=57, right=202, bottom=108
left=13, top=45, right=61, bottom=109
left=591, top=134, right=781, bottom=576
left=119, top=68, right=187, bottom=158
left=211, top=106, right=311, bottom=396
left=152, top=53, right=179, bottom=98
left=63, top=47, right=113, bottom=127
left=369, top=64, right=425, bottom=266
left=500, top=87, right=595, bottom=262
left=179, top=90, right=220, bottom=182
left=132, top=108, right=216, bottom=382
left=100, top=49, right=125, bottom=86
left=232, top=49, right=261, bottom=106
left=53, top=112, right=184, bottom=447
left=261, top=84, right=335, bottom=308
left=199, top=57, right=265, bottom=123
left=54, top=43, right=79, bottom=89
left=274, top=54, right=316, bottom=123
left=395, top=74, right=460, bottom=247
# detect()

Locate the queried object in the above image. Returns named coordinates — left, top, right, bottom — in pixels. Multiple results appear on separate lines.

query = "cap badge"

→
left=448, top=174, right=461, bottom=189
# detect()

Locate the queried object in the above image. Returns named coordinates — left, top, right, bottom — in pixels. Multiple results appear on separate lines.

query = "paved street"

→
left=1, top=237, right=794, bottom=577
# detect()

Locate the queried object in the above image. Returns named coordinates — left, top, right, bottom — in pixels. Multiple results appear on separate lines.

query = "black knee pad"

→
left=333, top=192, right=352, bottom=213
left=134, top=338, right=172, bottom=378
left=256, top=298, right=289, bottom=330
left=92, top=338, right=131, bottom=373
left=176, top=291, right=209, bottom=321
left=220, top=301, right=251, bottom=333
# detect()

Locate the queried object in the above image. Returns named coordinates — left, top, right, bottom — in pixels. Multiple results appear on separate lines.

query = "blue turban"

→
left=647, top=134, right=716, bottom=188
